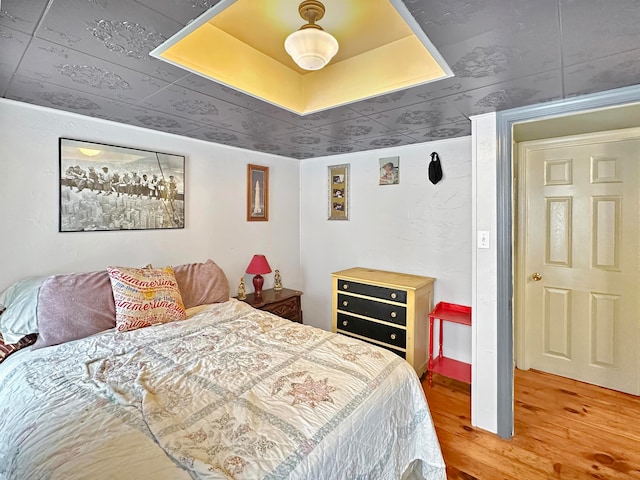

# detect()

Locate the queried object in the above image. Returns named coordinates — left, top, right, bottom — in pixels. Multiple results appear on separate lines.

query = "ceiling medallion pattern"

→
left=326, top=145, right=354, bottom=153
left=424, top=127, right=467, bottom=139
left=58, top=64, right=130, bottom=90
left=0, top=30, right=18, bottom=41
left=44, top=26, right=81, bottom=45
left=254, top=143, right=281, bottom=152
left=421, top=0, right=484, bottom=26
left=396, top=110, right=441, bottom=125
left=204, top=131, right=238, bottom=143
left=370, top=137, right=403, bottom=147
left=172, top=99, right=219, bottom=116
left=365, top=91, right=406, bottom=104
left=40, top=92, right=100, bottom=110
left=0, top=9, right=23, bottom=24
left=39, top=44, right=69, bottom=59
left=182, top=0, right=220, bottom=8
left=291, top=152, right=315, bottom=159
left=241, top=118, right=278, bottom=137
left=88, top=20, right=166, bottom=59
left=452, top=46, right=520, bottom=78
left=475, top=88, right=538, bottom=109
left=135, top=115, right=181, bottom=129
left=339, top=125, right=373, bottom=137
left=291, top=135, right=321, bottom=145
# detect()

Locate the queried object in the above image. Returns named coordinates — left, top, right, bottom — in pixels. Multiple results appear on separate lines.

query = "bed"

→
left=0, top=261, right=445, bottom=480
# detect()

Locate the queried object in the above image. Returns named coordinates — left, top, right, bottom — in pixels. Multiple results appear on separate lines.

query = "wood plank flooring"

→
left=422, top=369, right=640, bottom=479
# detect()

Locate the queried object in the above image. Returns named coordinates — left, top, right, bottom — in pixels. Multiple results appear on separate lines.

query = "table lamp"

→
left=246, top=254, right=272, bottom=297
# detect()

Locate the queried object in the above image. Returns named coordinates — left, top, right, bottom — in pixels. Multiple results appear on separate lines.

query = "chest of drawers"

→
left=331, top=267, right=435, bottom=377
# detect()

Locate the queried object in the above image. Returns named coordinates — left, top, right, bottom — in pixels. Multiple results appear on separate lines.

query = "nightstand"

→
left=236, top=288, right=303, bottom=323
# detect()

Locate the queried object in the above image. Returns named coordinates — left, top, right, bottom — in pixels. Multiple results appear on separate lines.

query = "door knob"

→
left=531, top=272, right=542, bottom=281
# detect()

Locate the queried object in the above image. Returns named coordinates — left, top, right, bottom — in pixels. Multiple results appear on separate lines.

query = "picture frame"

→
left=328, top=164, right=349, bottom=220
left=379, top=156, right=400, bottom=185
left=59, top=138, right=185, bottom=232
left=247, top=164, right=269, bottom=221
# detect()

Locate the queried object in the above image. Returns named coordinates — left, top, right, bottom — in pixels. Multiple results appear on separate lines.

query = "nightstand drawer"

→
left=337, top=313, right=406, bottom=349
left=337, top=279, right=407, bottom=303
left=236, top=288, right=303, bottom=323
left=337, top=293, right=406, bottom=325
left=262, top=296, right=301, bottom=322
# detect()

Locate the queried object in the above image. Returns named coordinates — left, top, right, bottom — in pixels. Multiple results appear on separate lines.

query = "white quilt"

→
left=0, top=299, right=445, bottom=479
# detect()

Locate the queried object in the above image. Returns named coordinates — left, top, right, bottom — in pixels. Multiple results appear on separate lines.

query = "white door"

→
left=517, top=128, right=640, bottom=395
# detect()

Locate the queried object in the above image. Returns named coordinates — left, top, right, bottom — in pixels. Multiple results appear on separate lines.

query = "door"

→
left=517, top=128, right=640, bottom=395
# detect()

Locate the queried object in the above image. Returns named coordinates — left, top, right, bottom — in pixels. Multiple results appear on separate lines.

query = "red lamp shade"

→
left=246, top=254, right=271, bottom=297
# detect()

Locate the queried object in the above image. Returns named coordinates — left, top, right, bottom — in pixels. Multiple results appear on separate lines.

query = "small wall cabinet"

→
left=332, top=267, right=435, bottom=377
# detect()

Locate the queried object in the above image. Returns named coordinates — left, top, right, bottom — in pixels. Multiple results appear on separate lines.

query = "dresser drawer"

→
left=337, top=293, right=406, bottom=326
left=337, top=313, right=406, bottom=349
left=337, top=279, right=407, bottom=303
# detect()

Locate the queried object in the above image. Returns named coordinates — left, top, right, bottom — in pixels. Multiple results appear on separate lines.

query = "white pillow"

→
left=0, top=276, right=47, bottom=344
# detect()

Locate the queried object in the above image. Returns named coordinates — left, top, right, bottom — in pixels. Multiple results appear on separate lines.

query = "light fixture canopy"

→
left=285, top=0, right=339, bottom=71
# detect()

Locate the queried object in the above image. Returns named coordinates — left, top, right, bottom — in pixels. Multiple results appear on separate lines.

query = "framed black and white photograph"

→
left=379, top=156, right=399, bottom=185
left=328, top=164, right=349, bottom=220
left=59, top=138, right=185, bottom=232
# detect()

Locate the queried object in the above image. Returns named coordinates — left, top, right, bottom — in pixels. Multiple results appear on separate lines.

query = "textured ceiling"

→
left=1, top=0, right=639, bottom=160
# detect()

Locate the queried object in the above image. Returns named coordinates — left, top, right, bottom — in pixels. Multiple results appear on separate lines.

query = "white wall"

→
left=300, top=137, right=473, bottom=363
left=0, top=99, right=301, bottom=294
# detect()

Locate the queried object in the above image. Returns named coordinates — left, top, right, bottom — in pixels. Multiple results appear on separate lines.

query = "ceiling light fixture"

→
left=284, top=0, right=339, bottom=71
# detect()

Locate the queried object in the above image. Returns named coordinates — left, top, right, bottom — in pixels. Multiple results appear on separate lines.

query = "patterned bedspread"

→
left=0, top=299, right=446, bottom=480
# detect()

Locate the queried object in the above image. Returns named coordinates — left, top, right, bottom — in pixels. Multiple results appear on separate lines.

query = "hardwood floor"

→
left=422, top=369, right=640, bottom=479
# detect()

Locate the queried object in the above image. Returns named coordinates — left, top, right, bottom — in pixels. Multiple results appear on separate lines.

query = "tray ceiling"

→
left=1, top=0, right=639, bottom=159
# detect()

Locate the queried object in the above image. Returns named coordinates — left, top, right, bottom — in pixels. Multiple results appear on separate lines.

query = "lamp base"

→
left=252, top=274, right=265, bottom=298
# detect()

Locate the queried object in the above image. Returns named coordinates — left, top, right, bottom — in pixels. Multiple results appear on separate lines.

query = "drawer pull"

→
left=342, top=284, right=349, bottom=290
left=390, top=333, right=397, bottom=340
left=391, top=292, right=397, bottom=299
left=342, top=320, right=349, bottom=327
left=390, top=311, right=397, bottom=318
left=342, top=300, right=348, bottom=307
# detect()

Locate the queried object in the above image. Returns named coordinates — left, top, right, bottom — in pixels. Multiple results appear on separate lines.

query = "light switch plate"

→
left=478, top=230, right=490, bottom=249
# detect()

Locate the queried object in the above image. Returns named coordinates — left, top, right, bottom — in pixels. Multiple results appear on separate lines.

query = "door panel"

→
left=517, top=129, right=639, bottom=395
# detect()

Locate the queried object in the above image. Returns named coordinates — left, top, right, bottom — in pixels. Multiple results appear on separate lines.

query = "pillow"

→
left=0, top=276, right=48, bottom=344
left=0, top=332, right=38, bottom=364
left=32, top=270, right=117, bottom=350
left=107, top=266, right=186, bottom=332
left=172, top=259, right=230, bottom=309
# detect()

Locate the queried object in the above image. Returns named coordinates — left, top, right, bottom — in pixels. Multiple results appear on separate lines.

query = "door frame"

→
left=494, top=84, right=640, bottom=439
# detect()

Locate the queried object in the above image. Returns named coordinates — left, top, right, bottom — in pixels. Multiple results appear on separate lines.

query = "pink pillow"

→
left=32, top=271, right=116, bottom=350
left=107, top=266, right=186, bottom=332
left=172, top=259, right=230, bottom=309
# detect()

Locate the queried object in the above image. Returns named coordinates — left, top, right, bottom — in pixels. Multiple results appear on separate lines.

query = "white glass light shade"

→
left=284, top=28, right=339, bottom=71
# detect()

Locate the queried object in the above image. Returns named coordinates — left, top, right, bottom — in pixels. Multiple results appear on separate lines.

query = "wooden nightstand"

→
left=236, top=288, right=303, bottom=323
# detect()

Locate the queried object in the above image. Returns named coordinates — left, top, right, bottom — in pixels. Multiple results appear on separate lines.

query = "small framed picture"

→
left=379, top=156, right=399, bottom=185
left=247, top=164, right=269, bottom=221
left=328, top=164, right=349, bottom=220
